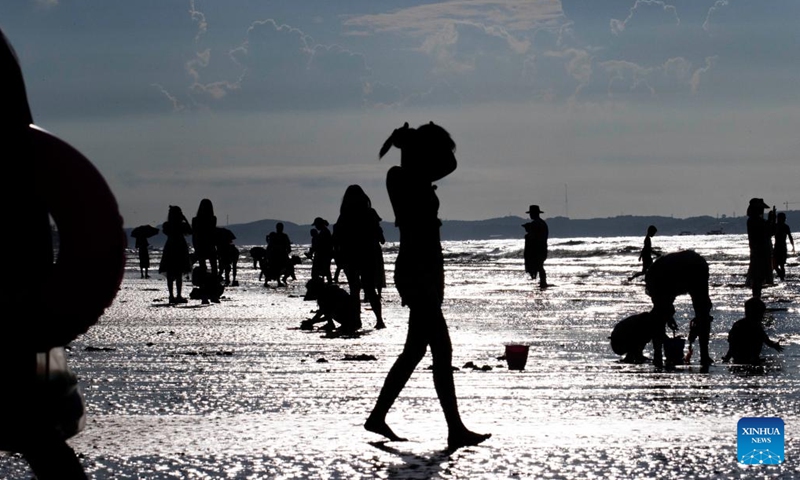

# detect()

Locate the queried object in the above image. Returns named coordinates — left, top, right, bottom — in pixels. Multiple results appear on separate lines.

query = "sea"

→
left=1, top=233, right=798, bottom=479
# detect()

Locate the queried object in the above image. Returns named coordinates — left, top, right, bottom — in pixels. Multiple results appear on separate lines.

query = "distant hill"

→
left=127, top=211, right=798, bottom=247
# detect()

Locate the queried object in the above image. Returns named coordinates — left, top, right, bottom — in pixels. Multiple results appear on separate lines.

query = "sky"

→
left=3, top=0, right=799, bottom=227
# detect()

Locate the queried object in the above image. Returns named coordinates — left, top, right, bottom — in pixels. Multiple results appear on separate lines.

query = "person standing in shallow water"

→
left=773, top=212, right=795, bottom=281
left=191, top=198, right=218, bottom=281
left=136, top=234, right=151, bottom=278
left=629, top=225, right=659, bottom=281
left=746, top=198, right=774, bottom=299
left=333, top=185, right=386, bottom=329
left=365, top=121, right=490, bottom=451
left=159, top=205, right=192, bottom=303
left=522, top=205, right=549, bottom=288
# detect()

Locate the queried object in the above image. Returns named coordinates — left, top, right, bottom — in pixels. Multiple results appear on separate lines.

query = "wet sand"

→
left=2, top=235, right=798, bottom=478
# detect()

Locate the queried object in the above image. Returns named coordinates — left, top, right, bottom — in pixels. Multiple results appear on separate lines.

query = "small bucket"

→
left=664, top=337, right=685, bottom=365
left=505, top=344, right=529, bottom=370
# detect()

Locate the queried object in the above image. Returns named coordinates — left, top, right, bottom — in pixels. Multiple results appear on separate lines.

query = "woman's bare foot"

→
left=364, top=417, right=407, bottom=442
left=447, top=430, right=491, bottom=452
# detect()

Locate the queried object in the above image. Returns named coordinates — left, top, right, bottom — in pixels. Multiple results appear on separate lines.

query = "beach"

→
left=1, top=234, right=798, bottom=479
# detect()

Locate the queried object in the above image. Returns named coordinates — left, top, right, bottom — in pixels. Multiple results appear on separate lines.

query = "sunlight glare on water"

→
left=1, top=234, right=798, bottom=478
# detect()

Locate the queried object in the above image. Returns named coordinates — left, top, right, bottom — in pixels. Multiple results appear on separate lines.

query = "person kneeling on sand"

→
left=722, top=298, right=783, bottom=365
left=301, top=283, right=361, bottom=334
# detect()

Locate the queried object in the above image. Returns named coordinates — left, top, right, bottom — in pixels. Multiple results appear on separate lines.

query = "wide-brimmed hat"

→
left=526, top=205, right=544, bottom=214
left=749, top=198, right=770, bottom=210
left=312, top=217, right=329, bottom=227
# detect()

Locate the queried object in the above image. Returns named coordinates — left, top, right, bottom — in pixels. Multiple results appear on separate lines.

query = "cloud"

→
left=702, top=0, right=729, bottom=33
left=690, top=56, right=716, bottom=94
left=610, top=0, right=680, bottom=36
left=151, top=83, right=185, bottom=112
left=344, top=0, right=564, bottom=37
left=189, top=0, right=208, bottom=43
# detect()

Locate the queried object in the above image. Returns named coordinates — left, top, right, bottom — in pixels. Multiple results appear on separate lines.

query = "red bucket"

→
left=505, top=344, right=529, bottom=370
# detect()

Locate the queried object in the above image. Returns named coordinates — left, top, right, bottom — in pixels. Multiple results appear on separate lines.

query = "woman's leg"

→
left=365, top=309, right=428, bottom=441
left=361, top=269, right=385, bottom=329
left=427, top=307, right=491, bottom=450
left=167, top=273, right=175, bottom=302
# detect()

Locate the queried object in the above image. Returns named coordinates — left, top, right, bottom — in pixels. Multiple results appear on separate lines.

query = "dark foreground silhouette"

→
left=365, top=122, right=490, bottom=451
left=1, top=29, right=125, bottom=479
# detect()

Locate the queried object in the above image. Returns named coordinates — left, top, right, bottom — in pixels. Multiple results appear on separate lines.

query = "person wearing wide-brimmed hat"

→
left=522, top=204, right=549, bottom=288
left=745, top=198, right=775, bottom=299
left=365, top=121, right=490, bottom=452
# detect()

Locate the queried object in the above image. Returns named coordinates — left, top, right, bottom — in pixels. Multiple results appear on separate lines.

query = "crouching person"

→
left=722, top=298, right=783, bottom=365
left=611, top=307, right=675, bottom=364
left=645, top=250, right=713, bottom=367
left=301, top=283, right=362, bottom=334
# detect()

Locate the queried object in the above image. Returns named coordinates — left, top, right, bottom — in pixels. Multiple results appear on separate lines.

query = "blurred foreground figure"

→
left=365, top=122, right=490, bottom=451
left=645, top=250, right=712, bottom=368
left=0, top=30, right=125, bottom=479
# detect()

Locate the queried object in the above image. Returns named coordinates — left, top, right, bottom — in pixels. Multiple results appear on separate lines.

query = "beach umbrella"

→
left=216, top=227, right=236, bottom=243
left=131, top=224, right=159, bottom=239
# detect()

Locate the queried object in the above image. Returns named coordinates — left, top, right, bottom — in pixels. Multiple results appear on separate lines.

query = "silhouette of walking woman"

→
left=365, top=122, right=490, bottom=451
left=333, top=185, right=386, bottom=329
left=159, top=205, right=192, bottom=303
left=1, top=29, right=126, bottom=479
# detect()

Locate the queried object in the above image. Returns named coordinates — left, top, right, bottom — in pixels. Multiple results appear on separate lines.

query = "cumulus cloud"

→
left=151, top=83, right=185, bottom=112
left=610, top=0, right=680, bottom=36
left=702, top=0, right=729, bottom=33
left=158, top=16, right=373, bottom=111
left=189, top=0, right=208, bottom=43
left=344, top=0, right=564, bottom=37
left=690, top=56, right=716, bottom=94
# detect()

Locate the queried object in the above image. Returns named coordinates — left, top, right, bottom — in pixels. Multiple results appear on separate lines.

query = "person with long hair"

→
left=365, top=122, right=490, bottom=451
left=159, top=205, right=192, bottom=303
left=333, top=185, right=386, bottom=329
left=192, top=198, right=218, bottom=280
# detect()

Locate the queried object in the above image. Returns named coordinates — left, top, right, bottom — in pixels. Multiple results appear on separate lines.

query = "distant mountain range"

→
left=126, top=211, right=798, bottom=248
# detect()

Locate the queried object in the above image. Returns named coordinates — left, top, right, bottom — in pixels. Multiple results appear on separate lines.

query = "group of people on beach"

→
left=611, top=197, right=794, bottom=370
left=142, top=199, right=240, bottom=305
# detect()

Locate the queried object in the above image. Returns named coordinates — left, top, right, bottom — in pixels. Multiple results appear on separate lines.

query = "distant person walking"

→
left=136, top=235, right=151, bottom=278
left=773, top=212, right=795, bottom=281
left=629, top=225, right=659, bottom=281
left=523, top=205, right=549, bottom=288
left=365, top=121, right=490, bottom=451
left=333, top=185, right=386, bottom=329
left=746, top=198, right=774, bottom=299
left=721, top=298, right=783, bottom=365
left=159, top=205, right=193, bottom=303
left=191, top=198, right=218, bottom=280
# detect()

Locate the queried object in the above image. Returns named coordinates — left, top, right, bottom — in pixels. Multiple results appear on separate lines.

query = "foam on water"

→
left=2, top=234, right=799, bottom=478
